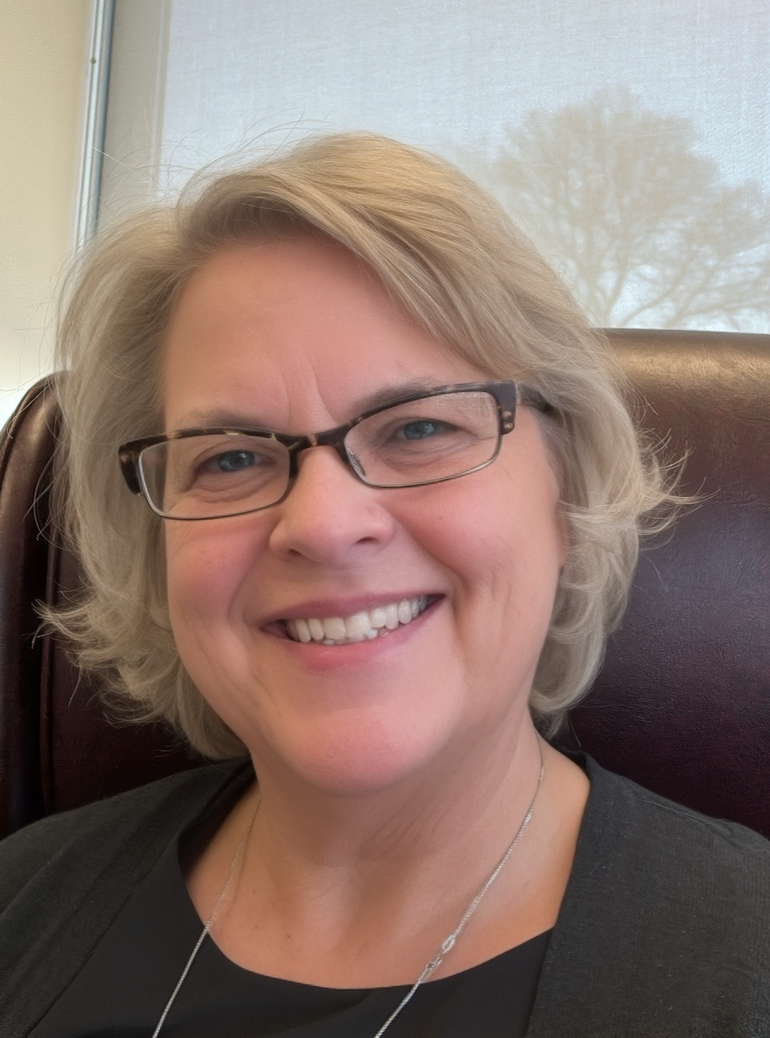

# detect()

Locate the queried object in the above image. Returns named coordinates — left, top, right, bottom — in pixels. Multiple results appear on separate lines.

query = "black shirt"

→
left=6, top=757, right=770, bottom=1037
left=32, top=771, right=550, bottom=1038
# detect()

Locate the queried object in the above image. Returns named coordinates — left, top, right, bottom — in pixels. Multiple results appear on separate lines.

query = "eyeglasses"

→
left=118, top=381, right=552, bottom=521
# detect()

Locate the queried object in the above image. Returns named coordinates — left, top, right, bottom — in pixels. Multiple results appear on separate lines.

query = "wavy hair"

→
left=48, top=132, right=678, bottom=756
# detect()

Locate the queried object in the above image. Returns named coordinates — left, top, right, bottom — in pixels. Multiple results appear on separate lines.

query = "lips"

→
left=285, top=595, right=433, bottom=646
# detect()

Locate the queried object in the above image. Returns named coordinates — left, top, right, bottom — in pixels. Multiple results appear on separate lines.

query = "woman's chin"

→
left=249, top=714, right=463, bottom=801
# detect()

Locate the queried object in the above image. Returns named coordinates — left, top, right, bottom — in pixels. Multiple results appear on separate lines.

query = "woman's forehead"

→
left=161, top=240, right=486, bottom=430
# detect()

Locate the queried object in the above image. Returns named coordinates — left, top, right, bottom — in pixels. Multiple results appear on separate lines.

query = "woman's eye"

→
left=395, top=419, right=452, bottom=441
left=188, top=445, right=276, bottom=485
left=211, top=449, right=256, bottom=473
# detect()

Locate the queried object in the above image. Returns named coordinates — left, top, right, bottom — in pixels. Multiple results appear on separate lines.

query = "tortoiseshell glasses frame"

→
left=118, top=380, right=554, bottom=521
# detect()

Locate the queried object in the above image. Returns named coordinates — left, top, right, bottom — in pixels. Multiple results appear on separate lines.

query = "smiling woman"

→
left=157, top=238, right=566, bottom=802
left=46, top=133, right=669, bottom=757
left=1, top=133, right=769, bottom=1037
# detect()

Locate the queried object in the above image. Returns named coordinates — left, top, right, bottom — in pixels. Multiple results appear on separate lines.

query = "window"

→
left=101, top=0, right=770, bottom=334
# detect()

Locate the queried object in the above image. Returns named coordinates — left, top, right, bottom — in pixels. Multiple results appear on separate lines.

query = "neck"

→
left=248, top=712, right=545, bottom=874
left=184, top=717, right=592, bottom=988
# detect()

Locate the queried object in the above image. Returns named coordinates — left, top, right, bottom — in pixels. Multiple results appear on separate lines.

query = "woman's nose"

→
left=267, top=446, right=396, bottom=562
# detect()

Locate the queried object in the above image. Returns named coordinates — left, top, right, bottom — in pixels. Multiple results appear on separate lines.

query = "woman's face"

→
left=162, top=238, right=566, bottom=796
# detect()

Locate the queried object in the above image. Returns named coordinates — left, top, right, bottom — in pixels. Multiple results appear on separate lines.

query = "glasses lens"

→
left=139, top=433, right=290, bottom=518
left=346, top=390, right=501, bottom=487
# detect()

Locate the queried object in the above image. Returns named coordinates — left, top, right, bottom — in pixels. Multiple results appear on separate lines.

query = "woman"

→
left=1, top=133, right=768, bottom=1037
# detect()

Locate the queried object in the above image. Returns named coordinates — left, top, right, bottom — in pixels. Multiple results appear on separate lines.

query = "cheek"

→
left=458, top=460, right=563, bottom=632
left=399, top=470, right=563, bottom=623
left=164, top=524, right=259, bottom=636
left=163, top=525, right=275, bottom=732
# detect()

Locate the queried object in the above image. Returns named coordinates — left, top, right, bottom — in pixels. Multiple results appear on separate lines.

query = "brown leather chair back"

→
left=0, top=329, right=768, bottom=839
left=568, top=329, right=770, bottom=837
left=0, top=381, right=199, bottom=838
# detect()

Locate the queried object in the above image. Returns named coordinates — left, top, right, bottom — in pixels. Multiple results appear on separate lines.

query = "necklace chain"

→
left=371, top=745, right=545, bottom=1037
left=152, top=745, right=545, bottom=1038
left=150, top=795, right=260, bottom=1038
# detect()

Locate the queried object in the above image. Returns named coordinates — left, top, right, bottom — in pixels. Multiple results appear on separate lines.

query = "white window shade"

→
left=101, top=0, right=770, bottom=332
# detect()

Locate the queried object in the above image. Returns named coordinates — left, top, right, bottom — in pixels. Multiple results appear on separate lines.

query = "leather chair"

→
left=0, top=329, right=768, bottom=841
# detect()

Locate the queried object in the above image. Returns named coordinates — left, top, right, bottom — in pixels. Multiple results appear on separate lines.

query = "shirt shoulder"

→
left=582, top=753, right=770, bottom=882
left=528, top=754, right=770, bottom=1036
left=0, top=763, right=246, bottom=911
left=0, top=761, right=248, bottom=1037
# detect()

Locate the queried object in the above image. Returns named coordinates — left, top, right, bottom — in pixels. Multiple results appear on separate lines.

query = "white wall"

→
left=0, top=0, right=91, bottom=425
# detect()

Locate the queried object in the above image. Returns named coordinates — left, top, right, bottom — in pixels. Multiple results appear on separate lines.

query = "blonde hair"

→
left=49, top=131, right=676, bottom=757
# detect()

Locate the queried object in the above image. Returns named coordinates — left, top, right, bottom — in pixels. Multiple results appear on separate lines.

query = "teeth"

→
left=286, top=596, right=430, bottom=646
left=322, top=617, right=346, bottom=641
left=345, top=612, right=373, bottom=638
left=308, top=618, right=325, bottom=641
left=384, top=603, right=399, bottom=630
left=293, top=618, right=311, bottom=644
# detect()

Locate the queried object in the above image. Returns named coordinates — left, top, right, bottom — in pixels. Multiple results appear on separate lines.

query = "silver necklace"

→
left=152, top=746, right=545, bottom=1038
left=150, top=794, right=261, bottom=1038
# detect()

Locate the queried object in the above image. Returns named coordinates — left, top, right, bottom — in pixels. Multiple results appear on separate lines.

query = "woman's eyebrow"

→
left=350, top=378, right=443, bottom=415
left=169, top=380, right=445, bottom=431
left=169, top=409, right=274, bottom=430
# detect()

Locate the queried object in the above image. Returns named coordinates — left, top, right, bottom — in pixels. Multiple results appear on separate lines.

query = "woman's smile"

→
left=273, top=593, right=436, bottom=645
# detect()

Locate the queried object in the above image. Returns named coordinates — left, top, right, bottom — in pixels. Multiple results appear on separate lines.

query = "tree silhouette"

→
left=485, top=90, right=770, bottom=329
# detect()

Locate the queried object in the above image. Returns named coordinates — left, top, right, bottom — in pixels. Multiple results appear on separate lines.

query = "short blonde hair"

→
left=49, top=132, right=676, bottom=757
